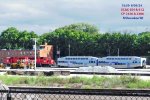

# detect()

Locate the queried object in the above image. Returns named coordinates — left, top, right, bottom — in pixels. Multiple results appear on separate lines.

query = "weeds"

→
left=0, top=75, right=149, bottom=89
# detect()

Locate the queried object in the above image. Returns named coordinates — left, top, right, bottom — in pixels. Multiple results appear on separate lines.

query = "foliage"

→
left=0, top=23, right=150, bottom=59
left=0, top=27, right=38, bottom=49
left=39, top=23, right=150, bottom=59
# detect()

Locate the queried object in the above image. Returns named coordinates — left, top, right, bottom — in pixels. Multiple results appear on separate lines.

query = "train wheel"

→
left=58, top=65, right=61, bottom=68
left=40, top=64, right=42, bottom=67
left=142, top=65, right=146, bottom=69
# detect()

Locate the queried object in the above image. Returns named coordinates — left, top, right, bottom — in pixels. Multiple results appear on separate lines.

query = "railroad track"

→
left=1, top=87, right=149, bottom=100
left=7, top=87, right=150, bottom=96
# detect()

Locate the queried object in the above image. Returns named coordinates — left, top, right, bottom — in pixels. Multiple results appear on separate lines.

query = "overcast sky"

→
left=0, top=0, right=150, bottom=34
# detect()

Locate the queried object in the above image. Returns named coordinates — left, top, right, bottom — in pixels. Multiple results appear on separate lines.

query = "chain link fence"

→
left=0, top=87, right=150, bottom=100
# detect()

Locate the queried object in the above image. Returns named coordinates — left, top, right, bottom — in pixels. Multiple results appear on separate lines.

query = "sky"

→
left=0, top=0, right=150, bottom=34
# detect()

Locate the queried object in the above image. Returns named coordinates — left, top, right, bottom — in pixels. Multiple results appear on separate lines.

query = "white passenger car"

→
left=98, top=56, right=147, bottom=68
left=57, top=56, right=98, bottom=67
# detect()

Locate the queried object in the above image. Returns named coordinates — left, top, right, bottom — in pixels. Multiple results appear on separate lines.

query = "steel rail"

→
left=8, top=87, right=150, bottom=97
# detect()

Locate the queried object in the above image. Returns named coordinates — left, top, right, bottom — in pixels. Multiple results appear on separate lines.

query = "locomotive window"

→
left=40, top=46, right=45, bottom=50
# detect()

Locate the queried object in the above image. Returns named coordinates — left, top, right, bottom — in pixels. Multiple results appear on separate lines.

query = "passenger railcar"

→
left=57, top=56, right=98, bottom=67
left=57, top=56, right=147, bottom=68
left=98, top=56, right=147, bottom=68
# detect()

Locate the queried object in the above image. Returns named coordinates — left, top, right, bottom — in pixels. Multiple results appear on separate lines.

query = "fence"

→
left=0, top=87, right=150, bottom=100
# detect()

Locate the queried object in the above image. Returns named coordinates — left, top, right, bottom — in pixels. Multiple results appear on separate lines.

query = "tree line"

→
left=0, top=23, right=150, bottom=59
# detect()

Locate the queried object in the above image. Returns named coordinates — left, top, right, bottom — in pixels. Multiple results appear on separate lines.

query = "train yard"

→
left=0, top=43, right=149, bottom=80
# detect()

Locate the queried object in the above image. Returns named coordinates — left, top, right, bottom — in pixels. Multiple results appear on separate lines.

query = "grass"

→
left=0, top=75, right=150, bottom=89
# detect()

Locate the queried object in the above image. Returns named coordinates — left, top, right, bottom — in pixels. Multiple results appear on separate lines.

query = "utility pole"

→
left=68, top=44, right=70, bottom=56
left=118, top=48, right=119, bottom=56
left=32, top=38, right=37, bottom=70
left=109, top=48, right=110, bottom=56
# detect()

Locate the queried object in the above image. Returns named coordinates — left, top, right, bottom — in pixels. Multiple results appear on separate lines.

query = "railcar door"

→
left=96, top=59, right=98, bottom=66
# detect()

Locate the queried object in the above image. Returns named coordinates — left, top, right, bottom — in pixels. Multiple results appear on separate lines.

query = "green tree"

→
left=137, top=32, right=150, bottom=56
left=39, top=23, right=100, bottom=59
left=0, top=27, right=38, bottom=49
